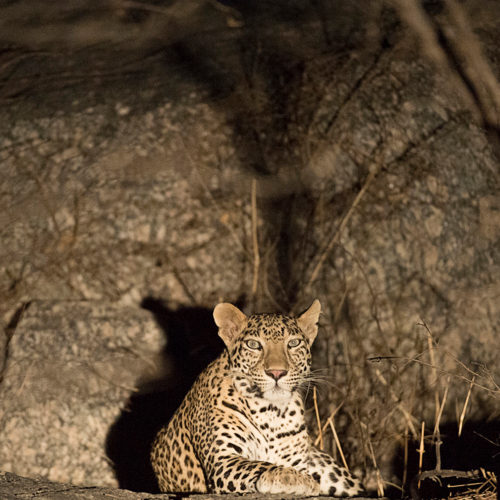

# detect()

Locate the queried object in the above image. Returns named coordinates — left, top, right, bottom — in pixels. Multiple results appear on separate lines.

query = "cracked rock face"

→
left=0, top=301, right=166, bottom=486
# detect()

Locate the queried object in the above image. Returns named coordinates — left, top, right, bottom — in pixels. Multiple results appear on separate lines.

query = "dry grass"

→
left=308, top=317, right=499, bottom=496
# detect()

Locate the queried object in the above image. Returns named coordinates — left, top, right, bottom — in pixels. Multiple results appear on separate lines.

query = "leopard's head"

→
left=213, top=300, right=321, bottom=402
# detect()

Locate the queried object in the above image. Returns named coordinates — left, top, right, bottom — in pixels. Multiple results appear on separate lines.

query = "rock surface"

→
left=0, top=301, right=167, bottom=486
left=0, top=471, right=173, bottom=500
left=0, top=471, right=377, bottom=500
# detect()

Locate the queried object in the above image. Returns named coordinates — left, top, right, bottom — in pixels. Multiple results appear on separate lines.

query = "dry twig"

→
left=417, top=421, right=425, bottom=489
left=313, top=403, right=343, bottom=447
left=250, top=178, right=260, bottom=299
left=365, top=428, right=384, bottom=497
left=432, top=377, right=450, bottom=471
left=402, top=426, right=409, bottom=496
left=328, top=417, right=349, bottom=471
left=313, top=386, right=323, bottom=450
left=458, top=376, right=475, bottom=437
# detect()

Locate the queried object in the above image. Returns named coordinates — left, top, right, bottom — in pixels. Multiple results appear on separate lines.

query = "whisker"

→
left=300, top=374, right=334, bottom=386
left=309, top=368, right=329, bottom=374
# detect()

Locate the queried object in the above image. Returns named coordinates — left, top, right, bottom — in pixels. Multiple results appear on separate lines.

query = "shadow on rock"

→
left=105, top=298, right=224, bottom=492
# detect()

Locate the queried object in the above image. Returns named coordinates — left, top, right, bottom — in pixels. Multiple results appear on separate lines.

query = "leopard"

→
left=150, top=299, right=364, bottom=496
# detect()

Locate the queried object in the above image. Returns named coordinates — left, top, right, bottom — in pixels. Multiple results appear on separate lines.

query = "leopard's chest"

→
left=246, top=397, right=309, bottom=464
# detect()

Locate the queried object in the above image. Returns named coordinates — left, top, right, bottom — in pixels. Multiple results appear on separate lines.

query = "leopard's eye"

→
left=245, top=339, right=262, bottom=350
left=288, top=338, right=301, bottom=348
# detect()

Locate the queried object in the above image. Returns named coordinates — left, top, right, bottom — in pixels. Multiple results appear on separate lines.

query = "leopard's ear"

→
left=213, top=303, right=248, bottom=348
left=297, top=299, right=321, bottom=345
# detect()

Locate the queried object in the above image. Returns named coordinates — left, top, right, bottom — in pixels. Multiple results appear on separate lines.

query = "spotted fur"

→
left=151, top=300, right=363, bottom=496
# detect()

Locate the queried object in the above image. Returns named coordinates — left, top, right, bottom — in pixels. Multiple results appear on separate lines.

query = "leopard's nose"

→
left=265, top=369, right=288, bottom=381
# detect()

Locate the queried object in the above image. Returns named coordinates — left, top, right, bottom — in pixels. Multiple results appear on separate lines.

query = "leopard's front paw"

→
left=256, top=467, right=320, bottom=496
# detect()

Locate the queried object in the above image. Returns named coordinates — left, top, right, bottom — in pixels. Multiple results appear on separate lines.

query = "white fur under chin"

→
left=263, top=386, right=292, bottom=402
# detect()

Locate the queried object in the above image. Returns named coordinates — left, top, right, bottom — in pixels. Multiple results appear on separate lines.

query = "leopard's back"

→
left=151, top=355, right=226, bottom=492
